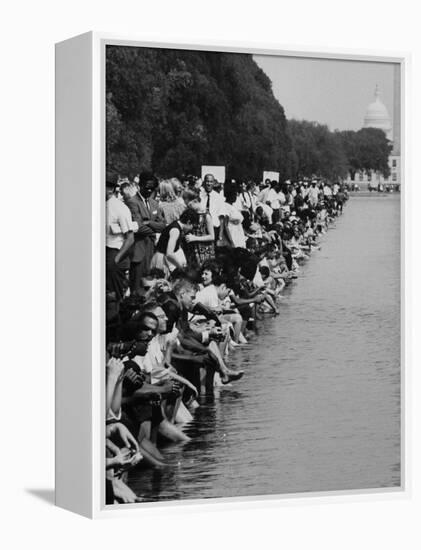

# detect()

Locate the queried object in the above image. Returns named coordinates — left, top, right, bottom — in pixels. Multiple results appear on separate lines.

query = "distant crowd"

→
left=105, top=172, right=348, bottom=504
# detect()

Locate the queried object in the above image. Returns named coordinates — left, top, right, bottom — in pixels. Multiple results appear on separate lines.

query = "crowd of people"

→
left=105, top=171, right=349, bottom=504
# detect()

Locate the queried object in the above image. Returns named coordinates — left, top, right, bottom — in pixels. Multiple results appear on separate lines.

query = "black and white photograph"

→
left=105, top=44, right=401, bottom=506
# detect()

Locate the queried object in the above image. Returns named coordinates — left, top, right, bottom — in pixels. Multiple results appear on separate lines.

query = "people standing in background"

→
left=257, top=178, right=271, bottom=205
left=308, top=180, right=319, bottom=207
left=237, top=180, right=255, bottom=230
left=277, top=184, right=286, bottom=208
left=158, top=179, right=186, bottom=225
left=183, top=192, right=216, bottom=267
left=199, top=174, right=226, bottom=240
left=323, top=182, right=332, bottom=198
left=106, top=181, right=134, bottom=302
left=212, top=178, right=224, bottom=196
left=170, top=178, right=187, bottom=210
left=220, top=187, right=246, bottom=249
left=125, top=172, right=166, bottom=295
left=280, top=182, right=293, bottom=217
left=150, top=208, right=199, bottom=276
left=266, top=180, right=281, bottom=223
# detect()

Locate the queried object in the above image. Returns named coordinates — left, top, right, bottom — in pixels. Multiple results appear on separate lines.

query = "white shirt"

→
left=266, top=188, right=280, bottom=209
left=106, top=195, right=133, bottom=250
left=143, top=329, right=180, bottom=383
left=195, top=284, right=220, bottom=309
left=223, top=203, right=246, bottom=248
left=238, top=191, right=254, bottom=212
left=308, top=187, right=319, bottom=205
left=257, top=186, right=270, bottom=204
left=199, top=189, right=225, bottom=228
left=253, top=269, right=265, bottom=288
left=277, top=190, right=286, bottom=205
left=298, top=185, right=306, bottom=197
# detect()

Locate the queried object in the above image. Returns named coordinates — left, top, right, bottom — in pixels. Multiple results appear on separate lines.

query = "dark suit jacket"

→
left=176, top=306, right=210, bottom=351
left=125, top=194, right=166, bottom=264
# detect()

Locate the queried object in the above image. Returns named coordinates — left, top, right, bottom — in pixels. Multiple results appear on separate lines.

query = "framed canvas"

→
left=55, top=32, right=408, bottom=518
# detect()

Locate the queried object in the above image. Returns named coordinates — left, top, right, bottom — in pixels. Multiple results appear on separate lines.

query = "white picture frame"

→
left=55, top=31, right=409, bottom=518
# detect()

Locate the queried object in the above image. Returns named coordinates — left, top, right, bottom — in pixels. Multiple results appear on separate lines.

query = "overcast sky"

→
left=254, top=55, right=397, bottom=132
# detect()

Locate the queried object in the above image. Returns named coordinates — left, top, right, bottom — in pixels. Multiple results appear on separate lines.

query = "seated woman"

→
left=195, top=264, right=246, bottom=344
left=284, top=225, right=310, bottom=261
left=235, top=258, right=279, bottom=316
left=258, top=266, right=284, bottom=315
left=266, top=248, right=288, bottom=288
left=150, top=208, right=199, bottom=277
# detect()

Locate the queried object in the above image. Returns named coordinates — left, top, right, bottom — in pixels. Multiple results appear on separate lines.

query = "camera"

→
left=107, top=340, right=148, bottom=359
left=210, top=329, right=225, bottom=342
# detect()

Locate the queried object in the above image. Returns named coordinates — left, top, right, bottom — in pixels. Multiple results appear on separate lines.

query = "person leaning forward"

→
left=125, top=172, right=166, bottom=296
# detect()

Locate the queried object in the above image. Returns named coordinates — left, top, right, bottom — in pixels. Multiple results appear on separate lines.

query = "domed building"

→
left=345, top=79, right=401, bottom=191
left=363, top=84, right=392, bottom=140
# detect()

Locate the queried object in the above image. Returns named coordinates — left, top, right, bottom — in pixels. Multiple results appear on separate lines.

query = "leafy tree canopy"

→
left=288, top=120, right=348, bottom=181
left=336, top=127, right=392, bottom=178
left=106, top=47, right=393, bottom=183
left=106, top=46, right=292, bottom=181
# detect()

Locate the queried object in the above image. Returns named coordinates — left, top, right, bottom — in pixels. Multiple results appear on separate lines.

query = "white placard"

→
left=201, top=165, right=226, bottom=183
left=263, top=170, right=280, bottom=182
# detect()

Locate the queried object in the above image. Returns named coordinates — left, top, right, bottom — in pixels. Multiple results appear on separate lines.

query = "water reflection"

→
left=130, top=196, right=401, bottom=502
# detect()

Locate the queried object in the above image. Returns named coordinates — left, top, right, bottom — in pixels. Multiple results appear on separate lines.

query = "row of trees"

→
left=106, top=46, right=392, bottom=182
left=106, top=46, right=291, bottom=181
left=288, top=122, right=392, bottom=181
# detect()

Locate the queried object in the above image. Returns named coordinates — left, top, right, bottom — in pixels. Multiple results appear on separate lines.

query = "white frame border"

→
left=56, top=31, right=410, bottom=519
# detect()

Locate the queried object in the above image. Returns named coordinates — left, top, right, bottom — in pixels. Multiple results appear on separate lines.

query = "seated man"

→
left=170, top=278, right=244, bottom=393
left=141, top=300, right=198, bottom=436
left=118, top=312, right=179, bottom=468
left=105, top=355, right=143, bottom=504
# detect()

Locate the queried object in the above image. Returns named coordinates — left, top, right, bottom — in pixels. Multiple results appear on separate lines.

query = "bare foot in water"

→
left=113, top=478, right=142, bottom=503
left=221, top=370, right=244, bottom=384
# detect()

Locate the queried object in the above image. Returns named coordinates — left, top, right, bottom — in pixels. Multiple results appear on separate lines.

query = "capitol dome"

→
left=363, top=85, right=392, bottom=139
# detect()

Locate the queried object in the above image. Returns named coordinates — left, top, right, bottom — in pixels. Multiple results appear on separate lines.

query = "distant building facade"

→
left=345, top=73, right=401, bottom=190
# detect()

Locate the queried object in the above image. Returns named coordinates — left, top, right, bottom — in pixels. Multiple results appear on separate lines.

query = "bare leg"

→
left=208, top=341, right=244, bottom=382
left=158, top=418, right=190, bottom=442
left=174, top=400, right=193, bottom=423
left=137, top=422, right=167, bottom=468
left=264, top=293, right=279, bottom=315
left=112, top=477, right=141, bottom=503
left=221, top=313, right=243, bottom=343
